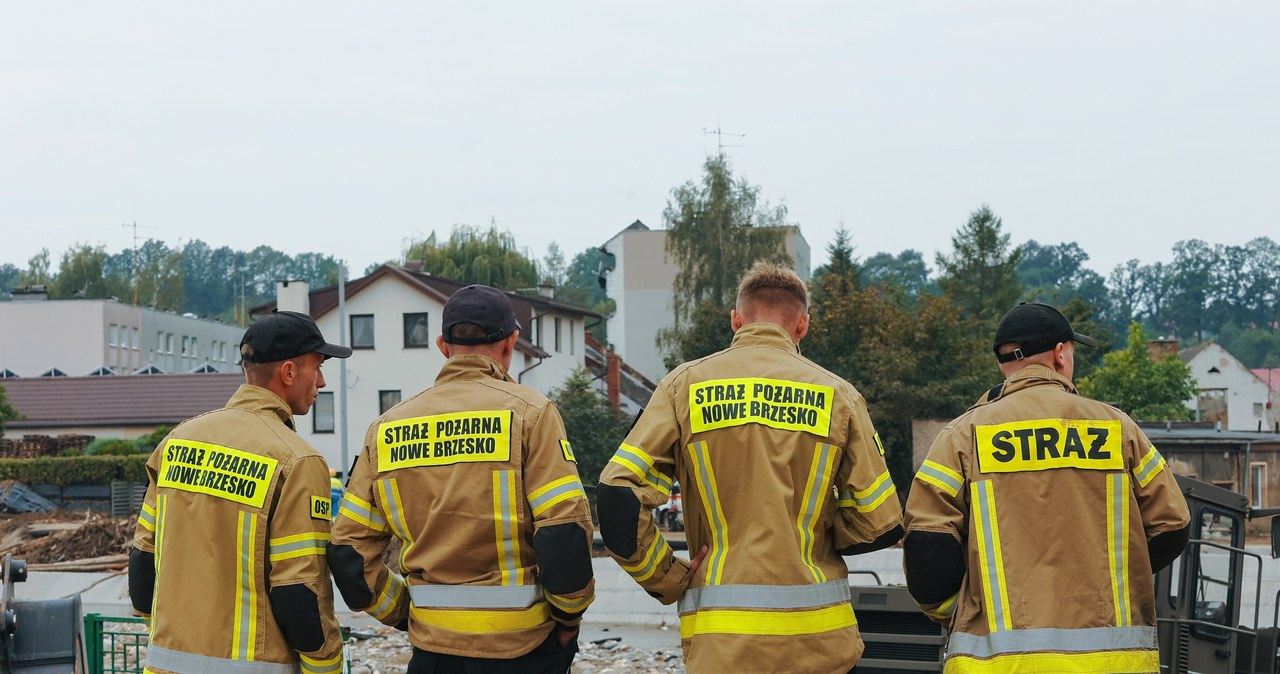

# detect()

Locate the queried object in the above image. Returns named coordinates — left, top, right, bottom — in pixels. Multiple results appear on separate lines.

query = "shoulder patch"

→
left=310, top=495, right=333, bottom=520
left=560, top=439, right=576, bottom=463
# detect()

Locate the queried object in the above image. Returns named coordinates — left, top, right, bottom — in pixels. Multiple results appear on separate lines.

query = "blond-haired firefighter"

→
left=903, top=302, right=1191, bottom=673
left=328, top=285, right=594, bottom=674
left=597, top=261, right=903, bottom=674
left=130, top=311, right=351, bottom=674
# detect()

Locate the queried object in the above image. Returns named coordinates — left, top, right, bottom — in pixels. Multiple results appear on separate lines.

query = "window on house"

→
left=182, top=336, right=190, bottom=356
left=534, top=316, right=543, bottom=347
left=158, top=331, right=165, bottom=353
left=379, top=390, right=402, bottom=414
left=191, top=338, right=198, bottom=358
left=554, top=317, right=562, bottom=353
left=313, top=392, right=335, bottom=433
left=1255, top=403, right=1265, bottom=417
left=351, top=315, right=375, bottom=349
left=108, top=324, right=118, bottom=346
left=166, top=333, right=174, bottom=354
left=570, top=322, right=575, bottom=355
left=404, top=313, right=431, bottom=348
left=131, top=328, right=139, bottom=350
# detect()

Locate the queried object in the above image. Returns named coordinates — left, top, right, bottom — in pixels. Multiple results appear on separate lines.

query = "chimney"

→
left=538, top=283, right=554, bottom=299
left=11, top=285, right=48, bottom=302
left=276, top=280, right=311, bottom=314
left=1147, top=338, right=1179, bottom=361
left=606, top=352, right=622, bottom=412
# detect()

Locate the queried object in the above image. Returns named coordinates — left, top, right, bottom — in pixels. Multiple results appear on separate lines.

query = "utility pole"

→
left=121, top=221, right=158, bottom=305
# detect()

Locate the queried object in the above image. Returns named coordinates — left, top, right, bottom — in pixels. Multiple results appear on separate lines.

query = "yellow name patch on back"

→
left=976, top=418, right=1123, bottom=474
left=311, top=495, right=333, bottom=520
left=689, top=377, right=833, bottom=436
left=158, top=439, right=278, bottom=509
left=378, top=410, right=513, bottom=470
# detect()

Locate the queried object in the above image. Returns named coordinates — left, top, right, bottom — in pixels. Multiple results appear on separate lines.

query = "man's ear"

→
left=794, top=313, right=810, bottom=343
left=731, top=309, right=744, bottom=332
left=436, top=335, right=451, bottom=358
left=278, top=359, right=296, bottom=385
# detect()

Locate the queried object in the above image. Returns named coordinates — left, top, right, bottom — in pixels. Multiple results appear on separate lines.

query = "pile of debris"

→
left=0, top=509, right=137, bottom=571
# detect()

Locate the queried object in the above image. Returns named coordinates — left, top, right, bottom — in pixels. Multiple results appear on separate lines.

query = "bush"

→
left=134, top=426, right=173, bottom=453
left=0, top=455, right=148, bottom=486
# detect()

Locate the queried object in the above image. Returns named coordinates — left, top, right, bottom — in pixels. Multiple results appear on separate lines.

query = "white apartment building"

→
left=253, top=265, right=598, bottom=472
left=0, top=290, right=245, bottom=377
left=602, top=220, right=811, bottom=383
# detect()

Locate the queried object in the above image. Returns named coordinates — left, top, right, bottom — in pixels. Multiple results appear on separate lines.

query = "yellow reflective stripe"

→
left=411, top=602, right=550, bottom=633
left=852, top=471, right=896, bottom=512
left=546, top=592, right=594, bottom=614
left=917, top=460, right=964, bottom=498
left=610, top=444, right=673, bottom=497
left=368, top=573, right=405, bottom=620
left=797, top=443, right=837, bottom=582
left=232, top=511, right=259, bottom=660
left=927, top=592, right=959, bottom=621
left=1134, top=446, right=1167, bottom=488
left=298, top=652, right=343, bottom=674
left=622, top=535, right=671, bottom=583
left=377, top=479, right=414, bottom=572
left=687, top=441, right=729, bottom=585
left=679, top=603, right=856, bottom=639
left=268, top=532, right=330, bottom=562
left=1108, top=473, right=1132, bottom=626
left=944, top=649, right=1158, bottom=673
left=338, top=493, right=387, bottom=532
left=492, top=470, right=523, bottom=585
left=527, top=475, right=586, bottom=517
left=152, top=494, right=167, bottom=618
left=972, top=481, right=1012, bottom=632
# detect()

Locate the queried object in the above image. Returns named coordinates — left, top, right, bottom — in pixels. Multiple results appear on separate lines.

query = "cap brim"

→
left=1072, top=332, right=1097, bottom=348
left=316, top=343, right=354, bottom=359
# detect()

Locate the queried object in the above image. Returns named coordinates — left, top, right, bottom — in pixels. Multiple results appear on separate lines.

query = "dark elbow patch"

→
left=902, top=531, right=966, bottom=605
left=327, top=542, right=374, bottom=609
left=533, top=523, right=593, bottom=595
left=269, top=584, right=324, bottom=653
left=128, top=548, right=155, bottom=615
left=597, top=484, right=640, bottom=559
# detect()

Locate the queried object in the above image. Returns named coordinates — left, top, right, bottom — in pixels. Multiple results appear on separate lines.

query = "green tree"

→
left=558, top=246, right=617, bottom=343
left=133, top=240, right=186, bottom=311
left=50, top=243, right=118, bottom=299
left=0, top=384, right=21, bottom=436
left=1078, top=322, right=1197, bottom=421
left=935, top=205, right=1023, bottom=328
left=860, top=249, right=933, bottom=299
left=19, top=248, right=51, bottom=286
left=549, top=369, right=632, bottom=498
left=0, top=263, right=21, bottom=301
left=658, top=155, right=791, bottom=366
left=541, top=243, right=566, bottom=287
left=404, top=223, right=540, bottom=290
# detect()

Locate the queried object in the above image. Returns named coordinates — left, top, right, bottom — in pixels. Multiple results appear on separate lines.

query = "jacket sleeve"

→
left=597, top=383, right=688, bottom=605
left=1129, top=425, right=1191, bottom=570
left=327, top=432, right=409, bottom=629
left=522, top=402, right=595, bottom=627
left=128, top=443, right=164, bottom=619
left=902, top=425, right=970, bottom=625
left=266, top=454, right=345, bottom=673
left=832, top=391, right=902, bottom=550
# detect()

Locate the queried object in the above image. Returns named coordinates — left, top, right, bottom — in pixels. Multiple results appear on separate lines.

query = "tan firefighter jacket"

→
left=598, top=322, right=902, bottom=674
left=904, top=364, right=1191, bottom=674
left=132, top=385, right=344, bottom=674
left=328, top=355, right=595, bottom=660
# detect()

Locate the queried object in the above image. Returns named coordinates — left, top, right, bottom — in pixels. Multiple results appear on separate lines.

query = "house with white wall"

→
left=1180, top=341, right=1280, bottom=432
left=601, top=220, right=811, bottom=383
left=250, top=264, right=602, bottom=472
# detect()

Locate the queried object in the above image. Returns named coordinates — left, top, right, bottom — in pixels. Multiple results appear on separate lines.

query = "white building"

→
left=0, top=290, right=245, bottom=377
left=1180, top=341, right=1280, bottom=432
left=251, top=265, right=600, bottom=472
left=602, top=220, right=811, bottom=383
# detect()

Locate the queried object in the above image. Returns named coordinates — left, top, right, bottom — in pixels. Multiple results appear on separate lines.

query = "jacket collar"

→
left=226, top=384, right=296, bottom=430
left=435, top=354, right=516, bottom=386
left=1001, top=363, right=1078, bottom=396
left=730, top=322, right=800, bottom=353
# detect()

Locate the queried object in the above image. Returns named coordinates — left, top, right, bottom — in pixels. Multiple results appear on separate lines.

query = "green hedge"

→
left=0, top=455, right=148, bottom=486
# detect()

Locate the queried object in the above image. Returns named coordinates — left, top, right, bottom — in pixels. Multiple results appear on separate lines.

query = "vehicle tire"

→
left=667, top=511, right=681, bottom=532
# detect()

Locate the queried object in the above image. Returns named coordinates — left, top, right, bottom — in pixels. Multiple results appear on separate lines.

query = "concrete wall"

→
left=0, top=301, right=111, bottom=376
left=142, top=309, right=244, bottom=374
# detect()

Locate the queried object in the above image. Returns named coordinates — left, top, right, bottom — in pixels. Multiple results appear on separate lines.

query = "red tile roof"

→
left=1253, top=368, right=1280, bottom=394
left=0, top=373, right=243, bottom=429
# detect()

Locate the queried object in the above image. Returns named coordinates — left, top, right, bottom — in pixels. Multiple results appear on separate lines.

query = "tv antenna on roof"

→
left=703, top=126, right=745, bottom=156
left=122, top=221, right=159, bottom=305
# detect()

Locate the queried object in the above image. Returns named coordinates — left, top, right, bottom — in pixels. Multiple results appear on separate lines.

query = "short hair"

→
left=240, top=343, right=303, bottom=384
left=736, top=261, right=808, bottom=317
left=445, top=322, right=489, bottom=341
left=444, top=322, right=510, bottom=355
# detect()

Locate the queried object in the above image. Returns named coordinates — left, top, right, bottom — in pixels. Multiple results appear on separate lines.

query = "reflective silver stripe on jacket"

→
left=147, top=644, right=300, bottom=674
left=409, top=584, right=543, bottom=609
left=677, top=579, right=851, bottom=614
left=948, top=625, right=1158, bottom=657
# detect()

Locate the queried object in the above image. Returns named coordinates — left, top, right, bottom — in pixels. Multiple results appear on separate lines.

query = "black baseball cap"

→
left=441, top=285, right=522, bottom=345
left=993, top=302, right=1096, bottom=363
left=240, top=310, right=353, bottom=363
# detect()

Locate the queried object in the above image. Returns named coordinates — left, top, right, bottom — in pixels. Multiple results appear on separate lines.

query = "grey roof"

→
left=1178, top=341, right=1214, bottom=364
left=1140, top=425, right=1280, bottom=447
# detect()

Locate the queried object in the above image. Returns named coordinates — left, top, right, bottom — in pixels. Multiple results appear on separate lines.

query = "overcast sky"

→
left=2, top=2, right=1277, bottom=281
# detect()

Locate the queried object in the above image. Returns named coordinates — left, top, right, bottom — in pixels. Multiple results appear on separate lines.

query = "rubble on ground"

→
left=0, top=509, right=135, bottom=569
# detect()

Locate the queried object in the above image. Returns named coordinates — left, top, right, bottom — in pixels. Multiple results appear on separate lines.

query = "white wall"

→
left=1185, top=343, right=1279, bottom=432
left=0, top=301, right=110, bottom=376
left=142, top=309, right=244, bottom=374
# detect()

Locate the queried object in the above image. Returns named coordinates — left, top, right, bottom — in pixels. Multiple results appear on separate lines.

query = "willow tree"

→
left=404, top=222, right=540, bottom=290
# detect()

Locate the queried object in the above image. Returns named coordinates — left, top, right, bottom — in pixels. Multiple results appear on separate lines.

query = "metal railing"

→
left=83, top=613, right=148, bottom=674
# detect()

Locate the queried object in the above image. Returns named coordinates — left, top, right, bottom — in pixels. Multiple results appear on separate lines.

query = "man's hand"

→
left=686, top=545, right=710, bottom=578
left=554, top=624, right=579, bottom=648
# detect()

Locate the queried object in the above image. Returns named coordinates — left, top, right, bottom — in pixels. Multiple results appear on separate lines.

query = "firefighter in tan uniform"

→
left=328, top=284, right=593, bottom=674
left=130, top=310, right=350, bottom=674
left=903, top=302, right=1192, bottom=673
left=598, top=262, right=903, bottom=674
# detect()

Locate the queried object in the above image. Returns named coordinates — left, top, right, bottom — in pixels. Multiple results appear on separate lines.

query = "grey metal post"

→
left=338, top=263, right=350, bottom=480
